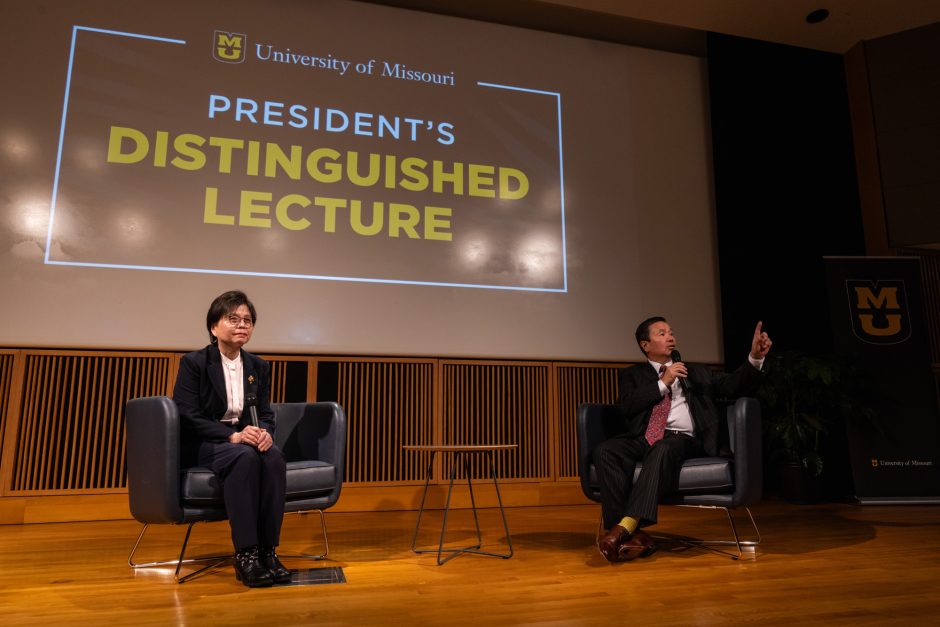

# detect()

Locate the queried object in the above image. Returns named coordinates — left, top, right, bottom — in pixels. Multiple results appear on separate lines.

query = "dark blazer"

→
left=173, top=344, right=275, bottom=444
left=617, top=360, right=762, bottom=457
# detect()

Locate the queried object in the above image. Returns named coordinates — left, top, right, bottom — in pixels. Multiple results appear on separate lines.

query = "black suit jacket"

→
left=173, top=344, right=275, bottom=444
left=617, top=360, right=762, bottom=457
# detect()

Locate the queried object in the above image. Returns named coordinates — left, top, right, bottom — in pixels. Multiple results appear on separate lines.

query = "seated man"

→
left=594, top=316, right=772, bottom=562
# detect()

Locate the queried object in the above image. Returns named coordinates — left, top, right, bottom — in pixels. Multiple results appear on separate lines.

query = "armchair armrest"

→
left=125, top=396, right=183, bottom=524
left=727, top=396, right=762, bottom=507
left=576, top=403, right=624, bottom=502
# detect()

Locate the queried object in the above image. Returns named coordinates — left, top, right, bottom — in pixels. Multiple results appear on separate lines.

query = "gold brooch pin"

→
left=248, top=375, right=255, bottom=385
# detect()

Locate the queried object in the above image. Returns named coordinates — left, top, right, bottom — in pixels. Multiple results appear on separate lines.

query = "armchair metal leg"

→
left=281, top=509, right=331, bottom=561
left=664, top=505, right=762, bottom=560
left=127, top=523, right=231, bottom=584
left=595, top=506, right=762, bottom=561
left=128, top=511, right=332, bottom=584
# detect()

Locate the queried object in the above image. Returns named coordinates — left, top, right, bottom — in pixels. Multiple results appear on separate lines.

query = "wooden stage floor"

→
left=1, top=499, right=939, bottom=625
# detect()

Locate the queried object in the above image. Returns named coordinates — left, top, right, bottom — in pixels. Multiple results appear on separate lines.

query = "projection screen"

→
left=0, top=0, right=724, bottom=361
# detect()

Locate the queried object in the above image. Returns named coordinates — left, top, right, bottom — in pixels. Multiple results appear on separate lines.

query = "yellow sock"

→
left=618, top=516, right=639, bottom=534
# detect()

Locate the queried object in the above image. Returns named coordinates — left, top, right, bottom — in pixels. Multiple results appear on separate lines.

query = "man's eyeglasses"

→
left=224, top=314, right=254, bottom=328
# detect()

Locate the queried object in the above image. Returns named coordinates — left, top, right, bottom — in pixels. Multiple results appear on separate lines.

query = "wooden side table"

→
left=403, top=444, right=517, bottom=565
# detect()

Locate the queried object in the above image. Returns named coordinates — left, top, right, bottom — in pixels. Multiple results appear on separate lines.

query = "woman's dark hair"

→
left=206, top=290, right=257, bottom=343
left=634, top=316, right=666, bottom=355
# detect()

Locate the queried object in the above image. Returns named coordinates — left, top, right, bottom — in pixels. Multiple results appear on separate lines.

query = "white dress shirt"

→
left=219, top=349, right=243, bottom=425
left=648, top=355, right=764, bottom=436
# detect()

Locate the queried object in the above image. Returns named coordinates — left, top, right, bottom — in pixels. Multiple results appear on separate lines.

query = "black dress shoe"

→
left=618, top=529, right=657, bottom=561
left=260, top=546, right=292, bottom=584
left=597, top=524, right=630, bottom=562
left=234, top=546, right=274, bottom=588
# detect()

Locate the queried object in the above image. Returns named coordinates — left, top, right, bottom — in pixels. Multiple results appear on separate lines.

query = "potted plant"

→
left=757, top=350, right=875, bottom=502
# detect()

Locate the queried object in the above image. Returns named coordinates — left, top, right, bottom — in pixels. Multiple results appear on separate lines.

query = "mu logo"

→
left=213, top=30, right=246, bottom=64
left=846, top=280, right=910, bottom=345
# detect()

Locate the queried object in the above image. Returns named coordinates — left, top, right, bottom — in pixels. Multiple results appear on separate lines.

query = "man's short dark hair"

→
left=206, top=290, right=257, bottom=343
left=635, top=316, right=667, bottom=356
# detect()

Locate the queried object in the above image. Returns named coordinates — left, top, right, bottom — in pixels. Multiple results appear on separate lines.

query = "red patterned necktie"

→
left=644, top=364, right=671, bottom=445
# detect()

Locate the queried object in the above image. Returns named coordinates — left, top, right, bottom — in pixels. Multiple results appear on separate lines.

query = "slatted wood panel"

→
left=0, top=347, right=637, bottom=511
left=0, top=351, right=15, bottom=467
left=441, top=362, right=551, bottom=481
left=8, top=352, right=172, bottom=494
left=264, top=357, right=313, bottom=403
left=269, top=358, right=289, bottom=403
left=338, top=360, right=435, bottom=484
left=554, top=363, right=623, bottom=478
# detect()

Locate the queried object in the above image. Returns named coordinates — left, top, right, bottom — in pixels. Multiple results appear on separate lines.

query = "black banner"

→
left=824, top=257, right=940, bottom=502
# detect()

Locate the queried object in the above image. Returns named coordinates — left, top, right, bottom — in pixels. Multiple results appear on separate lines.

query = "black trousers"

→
left=194, top=441, right=287, bottom=551
left=593, top=431, right=705, bottom=530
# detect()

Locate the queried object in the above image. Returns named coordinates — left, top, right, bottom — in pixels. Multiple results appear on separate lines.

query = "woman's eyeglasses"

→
left=224, top=315, right=253, bottom=327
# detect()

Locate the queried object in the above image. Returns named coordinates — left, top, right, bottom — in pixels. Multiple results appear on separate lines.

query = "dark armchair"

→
left=126, top=396, right=346, bottom=582
left=576, top=397, right=762, bottom=559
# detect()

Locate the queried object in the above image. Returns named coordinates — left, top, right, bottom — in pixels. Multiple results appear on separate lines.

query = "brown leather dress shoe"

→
left=617, top=529, right=657, bottom=561
left=597, top=524, right=630, bottom=562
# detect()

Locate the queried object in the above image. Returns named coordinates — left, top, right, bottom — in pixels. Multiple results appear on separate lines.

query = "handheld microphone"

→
left=670, top=349, right=689, bottom=394
left=245, top=392, right=260, bottom=428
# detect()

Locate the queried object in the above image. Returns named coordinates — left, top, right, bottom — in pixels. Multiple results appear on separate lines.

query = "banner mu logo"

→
left=846, top=280, right=910, bottom=345
left=213, top=30, right=246, bottom=63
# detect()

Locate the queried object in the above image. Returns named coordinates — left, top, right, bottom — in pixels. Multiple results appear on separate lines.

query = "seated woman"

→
left=173, top=290, right=290, bottom=587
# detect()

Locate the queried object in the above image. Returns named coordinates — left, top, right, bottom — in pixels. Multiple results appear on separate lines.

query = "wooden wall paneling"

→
left=95, top=356, right=115, bottom=490
left=307, top=358, right=318, bottom=403
left=5, top=351, right=172, bottom=495
left=363, top=361, right=372, bottom=482
left=105, top=356, right=128, bottom=490
left=341, top=360, right=358, bottom=482
left=168, top=353, right=182, bottom=397
left=79, top=357, right=97, bottom=488
left=64, top=356, right=86, bottom=490
left=85, top=357, right=106, bottom=490
left=369, top=362, right=380, bottom=482
left=54, top=355, right=74, bottom=489
left=553, top=362, right=624, bottom=479
left=0, top=350, right=25, bottom=494
left=338, top=361, right=349, bottom=479
left=352, top=359, right=365, bottom=483
left=258, top=355, right=315, bottom=404
left=392, top=364, right=400, bottom=480
left=61, top=355, right=79, bottom=488
left=0, top=349, right=644, bottom=519
left=24, top=355, right=43, bottom=492
left=548, top=363, right=561, bottom=481
left=440, top=361, right=551, bottom=483
left=6, top=353, right=32, bottom=492
left=28, top=355, right=56, bottom=491
left=0, top=352, right=14, bottom=470
left=271, top=359, right=286, bottom=403
left=418, top=361, right=436, bottom=480
left=432, top=359, right=444, bottom=482
left=0, top=351, right=26, bottom=495
left=40, top=355, right=65, bottom=491
left=335, top=358, right=436, bottom=485
left=77, top=357, right=93, bottom=488
left=545, top=363, right=560, bottom=481
left=20, top=354, right=44, bottom=492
